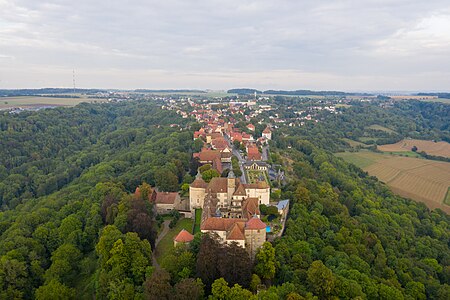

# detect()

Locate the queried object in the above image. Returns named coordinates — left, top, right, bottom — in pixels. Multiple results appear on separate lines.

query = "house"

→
left=242, top=132, right=254, bottom=143
left=247, top=124, right=255, bottom=131
left=174, top=229, right=194, bottom=247
left=154, top=191, right=181, bottom=213
left=246, top=144, right=262, bottom=161
left=244, top=161, right=268, bottom=171
left=211, top=137, right=229, bottom=151
left=230, top=132, right=243, bottom=143
left=134, top=187, right=181, bottom=213
left=262, top=127, right=272, bottom=140
left=276, top=199, right=290, bottom=216
left=206, top=132, right=222, bottom=144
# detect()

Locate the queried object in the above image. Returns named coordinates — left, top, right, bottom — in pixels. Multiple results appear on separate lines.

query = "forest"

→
left=0, top=99, right=449, bottom=299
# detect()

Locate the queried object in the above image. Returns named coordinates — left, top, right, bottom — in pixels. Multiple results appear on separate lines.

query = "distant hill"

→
left=134, top=89, right=206, bottom=93
left=416, top=92, right=450, bottom=99
left=227, top=88, right=262, bottom=94
left=227, top=88, right=372, bottom=96
left=0, top=88, right=106, bottom=97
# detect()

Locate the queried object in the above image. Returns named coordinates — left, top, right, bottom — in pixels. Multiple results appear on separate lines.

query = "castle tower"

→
left=190, top=170, right=207, bottom=212
left=227, top=169, right=236, bottom=203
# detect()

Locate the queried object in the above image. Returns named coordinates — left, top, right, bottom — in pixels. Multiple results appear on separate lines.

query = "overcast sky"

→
left=1, top=0, right=450, bottom=91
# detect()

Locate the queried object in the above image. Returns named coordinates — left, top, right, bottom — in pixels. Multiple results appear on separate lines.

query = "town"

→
left=144, top=96, right=292, bottom=258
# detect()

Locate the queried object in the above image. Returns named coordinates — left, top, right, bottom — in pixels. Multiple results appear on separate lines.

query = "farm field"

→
left=336, top=151, right=450, bottom=213
left=341, top=138, right=369, bottom=148
left=378, top=139, right=450, bottom=158
left=0, top=96, right=97, bottom=109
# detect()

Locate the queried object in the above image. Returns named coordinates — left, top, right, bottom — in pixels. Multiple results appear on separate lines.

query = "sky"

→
left=1, top=0, right=450, bottom=91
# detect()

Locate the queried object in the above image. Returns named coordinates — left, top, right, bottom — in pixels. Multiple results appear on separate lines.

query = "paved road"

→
left=152, top=220, right=171, bottom=268
left=262, top=145, right=269, bottom=161
left=224, top=134, right=247, bottom=184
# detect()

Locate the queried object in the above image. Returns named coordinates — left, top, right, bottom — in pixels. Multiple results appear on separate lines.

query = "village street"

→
left=223, top=133, right=247, bottom=184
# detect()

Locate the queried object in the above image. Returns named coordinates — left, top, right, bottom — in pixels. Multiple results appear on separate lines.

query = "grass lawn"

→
left=444, top=188, right=450, bottom=206
left=194, top=208, right=202, bottom=234
left=155, top=218, right=193, bottom=264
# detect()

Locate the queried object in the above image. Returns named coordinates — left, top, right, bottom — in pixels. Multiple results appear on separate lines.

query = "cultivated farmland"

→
left=336, top=151, right=450, bottom=213
left=0, top=96, right=98, bottom=110
left=378, top=139, right=450, bottom=158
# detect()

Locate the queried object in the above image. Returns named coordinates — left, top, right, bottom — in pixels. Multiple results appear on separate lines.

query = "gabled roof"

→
left=233, top=183, right=247, bottom=196
left=242, top=197, right=260, bottom=219
left=263, top=127, right=271, bottom=133
left=247, top=152, right=262, bottom=161
left=227, top=223, right=245, bottom=240
left=201, top=217, right=245, bottom=231
left=245, top=216, right=267, bottom=230
left=244, top=161, right=267, bottom=167
left=174, top=229, right=194, bottom=243
left=194, top=149, right=221, bottom=162
left=155, top=192, right=178, bottom=204
left=276, top=200, right=290, bottom=210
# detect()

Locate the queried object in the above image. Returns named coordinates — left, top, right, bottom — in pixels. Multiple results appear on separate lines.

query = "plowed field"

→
left=378, top=139, right=450, bottom=158
left=336, top=151, right=450, bottom=213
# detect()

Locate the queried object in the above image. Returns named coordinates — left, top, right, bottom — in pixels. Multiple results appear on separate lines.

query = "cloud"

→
left=0, top=0, right=449, bottom=90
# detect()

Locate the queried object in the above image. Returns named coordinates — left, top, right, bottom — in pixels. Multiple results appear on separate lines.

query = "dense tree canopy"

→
left=0, top=98, right=449, bottom=299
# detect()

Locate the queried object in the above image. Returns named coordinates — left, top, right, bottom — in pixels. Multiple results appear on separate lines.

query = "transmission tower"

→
left=72, top=69, right=76, bottom=94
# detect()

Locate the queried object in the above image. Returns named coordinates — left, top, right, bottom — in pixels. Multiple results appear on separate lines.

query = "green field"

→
left=358, top=136, right=381, bottom=143
left=0, top=96, right=97, bottom=109
left=385, top=151, right=422, bottom=158
left=445, top=188, right=450, bottom=206
left=193, top=208, right=202, bottom=234
left=366, top=124, right=397, bottom=134
left=342, top=138, right=368, bottom=148
left=335, top=151, right=382, bottom=169
left=155, top=218, right=193, bottom=264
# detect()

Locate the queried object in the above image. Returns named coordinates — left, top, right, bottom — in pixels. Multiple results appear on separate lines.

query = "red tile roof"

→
left=227, top=223, right=245, bottom=240
left=191, top=177, right=208, bottom=188
left=155, top=192, right=178, bottom=204
left=233, top=183, right=247, bottom=196
left=194, top=149, right=221, bottom=162
left=174, top=229, right=194, bottom=243
left=242, top=197, right=260, bottom=219
left=245, top=216, right=267, bottom=230
left=247, top=152, right=262, bottom=161
left=201, top=217, right=245, bottom=231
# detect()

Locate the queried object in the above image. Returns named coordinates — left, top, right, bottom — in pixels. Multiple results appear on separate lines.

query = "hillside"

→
left=1, top=99, right=449, bottom=299
left=336, top=151, right=450, bottom=213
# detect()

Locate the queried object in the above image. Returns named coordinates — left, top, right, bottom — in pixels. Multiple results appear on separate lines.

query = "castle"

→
left=189, top=170, right=269, bottom=256
left=190, top=170, right=270, bottom=213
